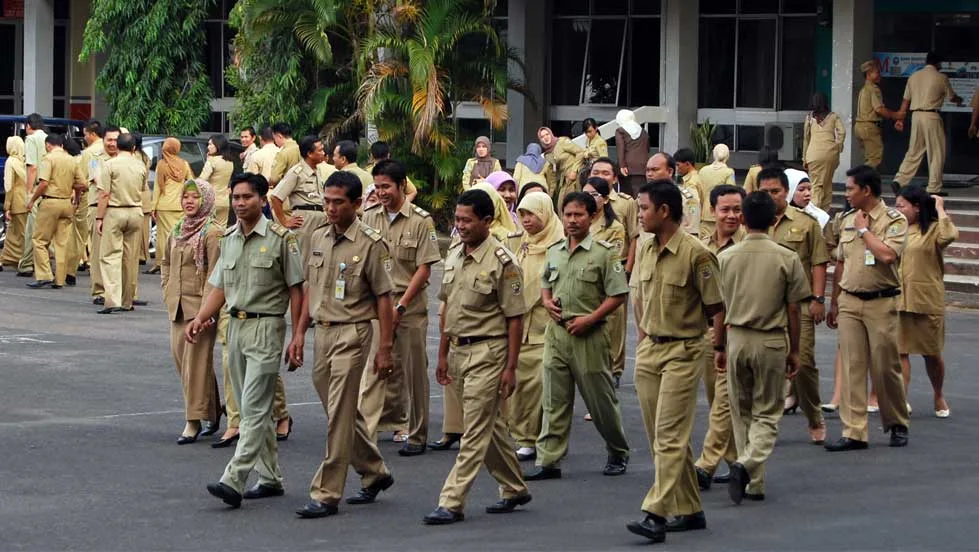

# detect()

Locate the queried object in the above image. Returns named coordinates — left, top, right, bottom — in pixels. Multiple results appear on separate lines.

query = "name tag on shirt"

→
left=334, top=279, right=346, bottom=300
left=864, top=248, right=876, bottom=266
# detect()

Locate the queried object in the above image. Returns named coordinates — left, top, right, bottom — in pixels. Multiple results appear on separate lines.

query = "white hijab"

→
left=785, top=168, right=830, bottom=228
left=616, top=109, right=642, bottom=140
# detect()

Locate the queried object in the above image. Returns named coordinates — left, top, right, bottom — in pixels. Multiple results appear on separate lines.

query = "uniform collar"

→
left=867, top=199, right=887, bottom=220
left=744, top=233, right=771, bottom=241
left=298, top=161, right=316, bottom=177
left=710, top=226, right=745, bottom=249
left=660, top=228, right=684, bottom=255
left=283, top=139, right=298, bottom=148
left=87, top=139, right=103, bottom=151
left=327, top=219, right=361, bottom=242
left=560, top=233, right=594, bottom=253
left=463, top=234, right=495, bottom=262
left=244, top=143, right=257, bottom=154
left=386, top=198, right=412, bottom=219
left=262, top=143, right=278, bottom=151
left=234, top=215, right=269, bottom=238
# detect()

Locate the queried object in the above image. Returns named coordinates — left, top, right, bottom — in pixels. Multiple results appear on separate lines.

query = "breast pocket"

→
left=463, top=276, right=496, bottom=311
left=662, top=271, right=688, bottom=303
left=221, top=258, right=239, bottom=283
left=249, top=256, right=276, bottom=285
left=395, top=241, right=417, bottom=262
left=308, top=255, right=325, bottom=284
left=344, top=265, right=365, bottom=295
left=575, top=265, right=602, bottom=298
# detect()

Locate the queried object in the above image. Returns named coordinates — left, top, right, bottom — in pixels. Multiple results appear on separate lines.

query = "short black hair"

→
left=324, top=170, right=362, bottom=201
left=638, top=180, right=683, bottom=223
left=674, top=148, right=696, bottom=165
left=132, top=132, right=144, bottom=148
left=240, top=126, right=256, bottom=137
left=117, top=133, right=136, bottom=151
left=84, top=119, right=104, bottom=138
left=26, top=113, right=44, bottom=131
left=592, top=156, right=617, bottom=173
left=271, top=122, right=292, bottom=137
left=104, top=124, right=121, bottom=136
left=757, top=166, right=789, bottom=191
left=757, top=145, right=779, bottom=165
left=45, top=133, right=65, bottom=147
left=457, top=189, right=495, bottom=221
left=583, top=118, right=599, bottom=131
left=846, top=164, right=882, bottom=197
left=563, top=190, right=597, bottom=216
left=926, top=51, right=942, bottom=67
left=371, top=158, right=406, bottom=185
left=369, top=141, right=391, bottom=160
left=231, top=172, right=269, bottom=198
left=336, top=140, right=359, bottom=164
left=260, top=125, right=274, bottom=142
left=743, top=191, right=777, bottom=230
left=710, top=184, right=746, bottom=208
left=299, top=135, right=321, bottom=159
left=63, top=138, right=82, bottom=156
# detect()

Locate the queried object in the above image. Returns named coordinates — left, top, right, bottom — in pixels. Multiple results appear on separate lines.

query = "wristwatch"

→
left=395, top=303, right=407, bottom=314
left=856, top=228, right=868, bottom=238
left=812, top=295, right=826, bottom=304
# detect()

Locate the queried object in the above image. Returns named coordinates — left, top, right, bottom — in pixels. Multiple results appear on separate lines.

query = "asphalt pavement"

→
left=1, top=267, right=978, bottom=551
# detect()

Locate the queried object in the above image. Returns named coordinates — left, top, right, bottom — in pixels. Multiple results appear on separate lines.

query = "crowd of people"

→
left=0, top=53, right=963, bottom=544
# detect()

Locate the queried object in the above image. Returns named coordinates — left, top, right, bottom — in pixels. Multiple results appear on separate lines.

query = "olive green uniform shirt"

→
left=541, top=234, right=629, bottom=320
left=702, top=226, right=746, bottom=254
left=837, top=201, right=908, bottom=293
left=341, top=163, right=375, bottom=191
left=439, top=236, right=525, bottom=337
left=270, top=139, right=300, bottom=184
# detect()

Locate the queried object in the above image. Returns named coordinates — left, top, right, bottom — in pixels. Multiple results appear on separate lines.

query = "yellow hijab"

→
left=472, top=180, right=518, bottom=238
left=5, top=136, right=26, bottom=182
left=516, top=191, right=565, bottom=310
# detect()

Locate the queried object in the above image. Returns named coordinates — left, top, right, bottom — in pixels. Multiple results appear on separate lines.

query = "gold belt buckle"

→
left=235, top=311, right=247, bottom=320
left=450, top=336, right=459, bottom=346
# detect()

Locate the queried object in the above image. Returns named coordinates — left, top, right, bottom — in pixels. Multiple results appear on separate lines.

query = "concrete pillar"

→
left=24, top=0, right=55, bottom=116
left=831, top=0, right=874, bottom=181
left=69, top=0, right=96, bottom=120
left=505, top=0, right=546, bottom=167
left=660, top=0, right=699, bottom=154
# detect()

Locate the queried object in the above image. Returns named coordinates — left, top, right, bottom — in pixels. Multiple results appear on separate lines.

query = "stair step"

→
left=946, top=242, right=979, bottom=259
left=831, top=190, right=979, bottom=212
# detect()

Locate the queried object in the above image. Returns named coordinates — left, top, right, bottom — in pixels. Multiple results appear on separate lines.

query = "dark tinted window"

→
left=698, top=19, right=736, bottom=108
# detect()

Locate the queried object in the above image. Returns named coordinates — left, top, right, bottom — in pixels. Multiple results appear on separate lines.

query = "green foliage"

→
left=80, top=0, right=214, bottom=135
left=690, top=119, right=718, bottom=164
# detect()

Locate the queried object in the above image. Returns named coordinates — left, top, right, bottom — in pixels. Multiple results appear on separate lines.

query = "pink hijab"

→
left=485, top=170, right=518, bottom=224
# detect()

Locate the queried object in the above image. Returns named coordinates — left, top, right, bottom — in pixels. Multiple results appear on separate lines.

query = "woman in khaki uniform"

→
left=513, top=143, right=551, bottom=190
left=152, top=138, right=194, bottom=273
left=538, top=126, right=585, bottom=207
left=200, top=134, right=235, bottom=226
left=895, top=187, right=958, bottom=418
left=509, top=191, right=564, bottom=460
left=162, top=179, right=223, bottom=443
left=460, top=136, right=502, bottom=190
left=583, top=118, right=608, bottom=163
left=803, top=92, right=846, bottom=213
left=2, top=136, right=29, bottom=268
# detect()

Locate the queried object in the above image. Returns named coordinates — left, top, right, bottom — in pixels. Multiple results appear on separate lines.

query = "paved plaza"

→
left=1, top=268, right=978, bottom=551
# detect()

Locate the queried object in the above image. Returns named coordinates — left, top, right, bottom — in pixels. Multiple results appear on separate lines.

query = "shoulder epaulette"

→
left=507, top=230, right=524, bottom=239
left=887, top=208, right=902, bottom=220
left=841, top=208, right=857, bottom=218
left=291, top=164, right=304, bottom=175
left=361, top=224, right=383, bottom=242
left=681, top=188, right=696, bottom=199
left=412, top=205, right=431, bottom=218
left=617, top=191, right=632, bottom=199
left=596, top=239, right=614, bottom=249
left=494, top=247, right=513, bottom=265
left=448, top=240, right=463, bottom=250
left=547, top=240, right=565, bottom=250
left=268, top=221, right=288, bottom=237
left=364, top=203, right=382, bottom=211
left=223, top=224, right=237, bottom=236
left=794, top=207, right=819, bottom=223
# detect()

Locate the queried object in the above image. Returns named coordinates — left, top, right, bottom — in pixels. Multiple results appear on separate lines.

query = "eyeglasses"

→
left=587, top=191, right=602, bottom=198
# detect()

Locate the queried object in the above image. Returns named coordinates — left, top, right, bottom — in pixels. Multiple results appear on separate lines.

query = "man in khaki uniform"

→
left=626, top=180, right=725, bottom=544
left=67, top=121, right=105, bottom=282
left=366, top=141, right=418, bottom=203
left=644, top=152, right=701, bottom=238
left=16, top=113, right=46, bottom=276
left=269, top=122, right=300, bottom=187
left=827, top=165, right=910, bottom=450
left=856, top=60, right=901, bottom=169
left=239, top=126, right=257, bottom=170
left=361, top=159, right=442, bottom=457
left=675, top=148, right=709, bottom=236
left=893, top=51, right=963, bottom=195
left=248, top=126, right=280, bottom=180
left=695, top=185, right=745, bottom=491
left=25, top=134, right=85, bottom=289
left=758, top=167, right=830, bottom=443
left=95, top=133, right=146, bottom=313
left=270, top=135, right=326, bottom=254
left=186, top=173, right=304, bottom=509
left=424, top=188, right=531, bottom=525
left=333, top=140, right=373, bottom=190
left=89, top=126, right=118, bottom=304
left=719, top=191, right=810, bottom=504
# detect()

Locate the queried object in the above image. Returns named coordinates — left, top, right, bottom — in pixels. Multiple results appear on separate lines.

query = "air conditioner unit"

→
left=764, top=123, right=798, bottom=161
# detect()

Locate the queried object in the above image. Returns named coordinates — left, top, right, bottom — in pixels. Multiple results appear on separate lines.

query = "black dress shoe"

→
left=243, top=483, right=285, bottom=499
left=296, top=500, right=338, bottom=518
left=65, top=275, right=77, bottom=286
left=398, top=443, right=426, bottom=457
left=626, top=513, right=667, bottom=543
left=97, top=307, right=127, bottom=314
left=713, top=468, right=731, bottom=484
left=206, top=482, right=242, bottom=508
left=345, top=474, right=394, bottom=505
left=889, top=425, right=909, bottom=447
left=423, top=506, right=464, bottom=525
left=603, top=454, right=628, bottom=476
left=77, top=263, right=89, bottom=272
left=696, top=466, right=712, bottom=491
left=486, top=493, right=532, bottom=514
left=824, top=437, right=869, bottom=452
left=27, top=280, right=53, bottom=289
left=516, top=449, right=537, bottom=462
left=176, top=427, right=202, bottom=445
left=132, top=299, right=148, bottom=306
left=92, top=296, right=105, bottom=305
left=143, top=265, right=161, bottom=275
left=728, top=462, right=749, bottom=505
left=428, top=433, right=461, bottom=451
left=666, top=511, right=707, bottom=532
left=212, top=433, right=240, bottom=449
left=744, top=492, right=765, bottom=501
left=524, top=465, right=562, bottom=481
left=276, top=416, right=294, bottom=441
left=16, top=271, right=33, bottom=277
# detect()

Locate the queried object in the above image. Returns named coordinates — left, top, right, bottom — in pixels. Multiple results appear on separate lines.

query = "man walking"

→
left=855, top=60, right=902, bottom=169
left=16, top=113, right=47, bottom=277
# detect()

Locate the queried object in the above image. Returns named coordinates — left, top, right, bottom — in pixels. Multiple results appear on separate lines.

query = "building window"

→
left=204, top=0, right=237, bottom=99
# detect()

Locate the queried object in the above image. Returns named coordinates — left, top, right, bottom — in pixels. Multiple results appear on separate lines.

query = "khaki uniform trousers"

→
left=361, top=320, right=408, bottom=435
left=17, top=203, right=37, bottom=273
left=218, top=312, right=289, bottom=429
left=894, top=112, right=946, bottom=194
left=215, top=205, right=230, bottom=229
left=438, top=337, right=528, bottom=512
left=67, top=204, right=90, bottom=276
left=608, top=303, right=627, bottom=378
left=88, top=206, right=105, bottom=298
left=171, top=320, right=220, bottom=422
left=837, top=293, right=910, bottom=441
left=1, top=212, right=28, bottom=266
left=440, top=362, right=466, bottom=435
left=219, top=317, right=285, bottom=494
left=855, top=122, right=884, bottom=169
left=695, top=331, right=737, bottom=475
left=309, top=322, right=391, bottom=505
left=536, top=323, right=629, bottom=467
left=789, top=303, right=823, bottom=427
left=99, top=207, right=142, bottom=309
left=32, top=197, right=73, bottom=285
left=727, top=327, right=787, bottom=495
left=807, top=154, right=839, bottom=214
left=154, top=210, right=182, bottom=267
left=635, top=337, right=703, bottom=517
left=139, top=213, right=151, bottom=262
left=506, top=342, right=543, bottom=448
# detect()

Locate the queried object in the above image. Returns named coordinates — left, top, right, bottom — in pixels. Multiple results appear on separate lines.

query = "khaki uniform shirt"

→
left=803, top=112, right=846, bottom=164
left=270, top=161, right=321, bottom=207
left=545, top=137, right=584, bottom=193
left=201, top=156, right=234, bottom=208
left=589, top=219, right=627, bottom=259
left=152, top=159, right=192, bottom=212
left=631, top=230, right=723, bottom=338
left=270, top=140, right=300, bottom=184
left=857, top=81, right=884, bottom=122
left=241, top=144, right=258, bottom=171
left=305, top=219, right=393, bottom=324
left=680, top=182, right=703, bottom=236
left=82, top=139, right=109, bottom=206
left=317, top=161, right=338, bottom=184
left=718, top=234, right=811, bottom=330
left=702, top=225, right=746, bottom=255
left=837, top=201, right=908, bottom=293
left=904, top=65, right=956, bottom=111
left=365, top=162, right=419, bottom=197
left=248, top=143, right=280, bottom=179
left=743, top=165, right=762, bottom=194
left=682, top=169, right=708, bottom=219
left=898, top=217, right=958, bottom=314
left=439, top=236, right=526, bottom=337
left=162, top=225, right=223, bottom=322
left=584, top=133, right=608, bottom=160
left=698, top=163, right=736, bottom=224
left=38, top=149, right=84, bottom=199
left=362, top=201, right=442, bottom=313
left=208, top=216, right=304, bottom=315
left=541, top=233, right=629, bottom=320
left=770, top=206, right=830, bottom=287
left=342, top=163, right=374, bottom=191
left=98, top=155, right=146, bottom=207
left=608, top=189, right=639, bottom=243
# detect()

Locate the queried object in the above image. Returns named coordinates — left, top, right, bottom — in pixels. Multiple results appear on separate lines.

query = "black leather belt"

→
left=912, top=109, right=939, bottom=113
left=41, top=195, right=70, bottom=199
left=648, top=335, right=690, bottom=344
left=291, top=204, right=321, bottom=211
left=314, top=320, right=355, bottom=327
left=108, top=205, right=141, bottom=208
left=856, top=120, right=881, bottom=126
left=449, top=335, right=503, bottom=346
left=229, top=310, right=283, bottom=320
left=843, top=288, right=901, bottom=300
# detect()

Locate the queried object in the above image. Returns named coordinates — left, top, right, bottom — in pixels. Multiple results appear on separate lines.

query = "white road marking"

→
left=0, top=334, right=55, bottom=344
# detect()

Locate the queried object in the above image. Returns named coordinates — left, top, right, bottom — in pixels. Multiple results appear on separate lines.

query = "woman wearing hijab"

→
left=786, top=168, right=830, bottom=229
left=162, top=179, right=223, bottom=444
left=471, top=180, right=518, bottom=240
left=803, top=92, right=846, bottom=213
left=698, top=144, right=737, bottom=237
left=485, top=170, right=519, bottom=227
left=614, top=109, right=650, bottom=197
left=2, top=136, right=29, bottom=268
left=513, top=143, right=551, bottom=190
left=538, top=126, right=585, bottom=206
left=200, top=134, right=236, bottom=226
left=150, top=138, right=194, bottom=274
left=461, top=136, right=502, bottom=190
left=509, top=191, right=565, bottom=461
